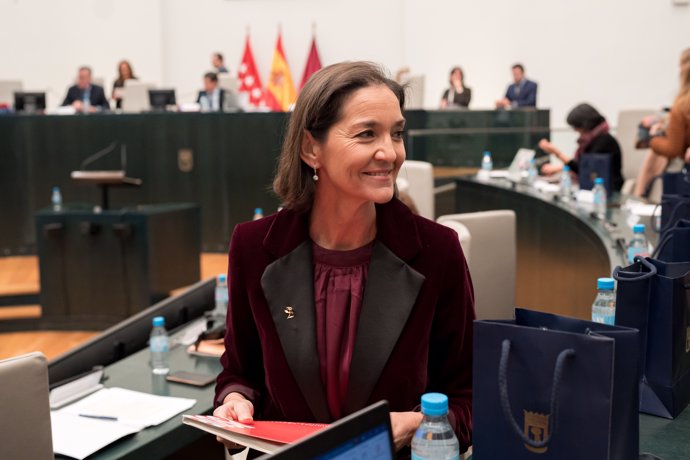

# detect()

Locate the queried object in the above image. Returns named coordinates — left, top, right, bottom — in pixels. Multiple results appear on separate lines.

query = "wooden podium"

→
left=70, top=170, right=142, bottom=210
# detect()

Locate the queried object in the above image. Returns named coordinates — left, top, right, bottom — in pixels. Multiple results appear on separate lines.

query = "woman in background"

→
left=633, top=48, right=690, bottom=197
left=539, top=103, right=624, bottom=191
left=214, top=61, right=474, bottom=457
left=440, top=66, right=471, bottom=108
left=111, top=60, right=137, bottom=109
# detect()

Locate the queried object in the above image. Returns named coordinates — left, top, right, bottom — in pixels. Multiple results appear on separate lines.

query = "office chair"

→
left=437, top=210, right=516, bottom=319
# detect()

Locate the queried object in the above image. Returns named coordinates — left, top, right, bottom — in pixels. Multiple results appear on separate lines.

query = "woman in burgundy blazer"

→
left=214, top=62, right=475, bottom=455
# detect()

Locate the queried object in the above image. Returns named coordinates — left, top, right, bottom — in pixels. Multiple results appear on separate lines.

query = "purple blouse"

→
left=312, top=241, right=374, bottom=420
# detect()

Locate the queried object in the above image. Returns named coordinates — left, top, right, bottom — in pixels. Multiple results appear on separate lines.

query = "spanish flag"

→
left=265, top=32, right=296, bottom=112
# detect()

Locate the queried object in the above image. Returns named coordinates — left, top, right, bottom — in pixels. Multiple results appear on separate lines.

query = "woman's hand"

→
left=213, top=392, right=254, bottom=450
left=390, top=411, right=423, bottom=451
left=541, top=163, right=562, bottom=176
left=649, top=121, right=665, bottom=136
left=538, top=138, right=556, bottom=154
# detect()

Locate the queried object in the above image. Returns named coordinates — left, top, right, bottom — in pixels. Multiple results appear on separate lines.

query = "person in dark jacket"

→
left=61, top=66, right=110, bottom=112
left=539, top=103, right=624, bottom=191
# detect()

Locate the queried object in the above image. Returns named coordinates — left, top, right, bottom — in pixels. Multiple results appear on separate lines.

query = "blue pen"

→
left=78, top=414, right=118, bottom=421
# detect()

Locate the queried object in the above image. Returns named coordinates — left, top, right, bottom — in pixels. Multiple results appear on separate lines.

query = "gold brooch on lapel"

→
left=284, top=306, right=295, bottom=319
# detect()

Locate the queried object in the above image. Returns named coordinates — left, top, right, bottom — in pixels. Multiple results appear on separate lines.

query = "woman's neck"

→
left=309, top=195, right=377, bottom=250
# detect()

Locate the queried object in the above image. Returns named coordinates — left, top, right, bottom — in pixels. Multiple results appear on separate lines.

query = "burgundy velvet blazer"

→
left=215, top=197, right=475, bottom=449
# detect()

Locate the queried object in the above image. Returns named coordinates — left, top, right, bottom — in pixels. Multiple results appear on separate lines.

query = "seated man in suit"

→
left=197, top=72, right=225, bottom=112
left=61, top=66, right=110, bottom=112
left=496, top=63, right=538, bottom=108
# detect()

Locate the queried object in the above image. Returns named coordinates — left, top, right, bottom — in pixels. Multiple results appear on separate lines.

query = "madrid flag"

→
left=265, top=33, right=296, bottom=112
left=299, top=36, right=322, bottom=91
left=238, top=35, right=264, bottom=107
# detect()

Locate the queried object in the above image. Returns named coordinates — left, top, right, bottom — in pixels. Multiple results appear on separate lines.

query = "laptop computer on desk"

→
left=260, top=400, right=395, bottom=460
left=489, top=148, right=536, bottom=182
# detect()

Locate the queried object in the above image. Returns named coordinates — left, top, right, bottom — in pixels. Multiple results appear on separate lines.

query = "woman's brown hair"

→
left=115, top=60, right=136, bottom=85
left=273, top=61, right=405, bottom=213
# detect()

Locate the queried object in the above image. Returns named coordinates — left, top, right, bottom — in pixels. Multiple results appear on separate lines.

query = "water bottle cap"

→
left=594, top=177, right=604, bottom=185
left=633, top=224, right=645, bottom=233
left=597, top=277, right=615, bottom=290
left=254, top=208, right=263, bottom=215
left=420, top=392, right=449, bottom=416
left=52, top=186, right=60, bottom=192
left=483, top=151, right=491, bottom=156
left=218, top=274, right=227, bottom=283
left=563, top=165, right=570, bottom=172
left=152, top=316, right=165, bottom=327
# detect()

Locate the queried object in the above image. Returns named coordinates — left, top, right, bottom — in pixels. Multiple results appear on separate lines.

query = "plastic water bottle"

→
left=411, top=393, right=460, bottom=460
left=213, top=274, right=228, bottom=317
left=83, top=90, right=91, bottom=113
left=592, top=177, right=607, bottom=219
left=627, top=224, right=649, bottom=263
left=51, top=186, right=62, bottom=211
left=253, top=208, right=264, bottom=220
left=591, top=277, right=616, bottom=325
left=150, top=316, right=170, bottom=375
left=477, top=151, right=493, bottom=181
left=559, top=165, right=572, bottom=202
left=527, top=158, right=538, bottom=185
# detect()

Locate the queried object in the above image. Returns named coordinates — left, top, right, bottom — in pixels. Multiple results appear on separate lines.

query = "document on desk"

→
left=51, top=387, right=196, bottom=459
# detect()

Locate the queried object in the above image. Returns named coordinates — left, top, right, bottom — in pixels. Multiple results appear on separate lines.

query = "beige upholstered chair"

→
left=0, top=79, right=22, bottom=106
left=397, top=160, right=434, bottom=220
left=437, top=219, right=471, bottom=265
left=0, top=352, right=53, bottom=459
left=437, top=210, right=516, bottom=319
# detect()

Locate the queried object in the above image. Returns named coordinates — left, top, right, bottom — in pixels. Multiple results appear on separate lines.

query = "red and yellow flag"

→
left=265, top=33, right=296, bottom=112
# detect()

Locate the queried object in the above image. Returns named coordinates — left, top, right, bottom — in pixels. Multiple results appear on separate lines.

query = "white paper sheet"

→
left=59, top=387, right=196, bottom=428
left=51, top=411, right=140, bottom=460
left=51, top=387, right=196, bottom=459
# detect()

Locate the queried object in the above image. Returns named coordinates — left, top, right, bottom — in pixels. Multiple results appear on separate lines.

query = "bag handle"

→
left=498, top=339, right=575, bottom=448
left=657, top=198, right=690, bottom=234
left=613, top=256, right=657, bottom=282
left=651, top=232, right=673, bottom=259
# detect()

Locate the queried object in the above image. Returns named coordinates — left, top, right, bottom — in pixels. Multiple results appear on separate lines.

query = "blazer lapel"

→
left=343, top=241, right=425, bottom=414
left=260, top=240, right=331, bottom=423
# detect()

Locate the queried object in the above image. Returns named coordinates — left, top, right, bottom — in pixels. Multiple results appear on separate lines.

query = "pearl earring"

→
left=313, top=167, right=319, bottom=181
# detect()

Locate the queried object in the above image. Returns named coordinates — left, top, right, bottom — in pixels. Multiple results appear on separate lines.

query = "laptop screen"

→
left=313, top=423, right=392, bottom=460
left=262, top=400, right=394, bottom=460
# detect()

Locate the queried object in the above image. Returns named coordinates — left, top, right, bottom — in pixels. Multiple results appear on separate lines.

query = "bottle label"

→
left=627, top=247, right=649, bottom=264
left=592, top=313, right=615, bottom=325
left=150, top=336, right=169, bottom=353
left=412, top=454, right=459, bottom=460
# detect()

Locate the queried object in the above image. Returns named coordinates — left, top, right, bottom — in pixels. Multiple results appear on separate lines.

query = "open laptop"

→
left=489, top=148, right=535, bottom=182
left=259, top=400, right=395, bottom=460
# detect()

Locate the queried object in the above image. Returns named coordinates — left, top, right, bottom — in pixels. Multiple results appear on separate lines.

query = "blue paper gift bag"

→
left=473, top=308, right=639, bottom=460
left=614, top=257, right=690, bottom=419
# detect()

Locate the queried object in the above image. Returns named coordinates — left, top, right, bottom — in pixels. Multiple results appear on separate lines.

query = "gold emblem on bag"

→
left=284, top=306, right=295, bottom=319
left=524, top=410, right=549, bottom=454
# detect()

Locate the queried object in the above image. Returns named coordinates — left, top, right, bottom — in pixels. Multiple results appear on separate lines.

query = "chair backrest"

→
left=617, top=109, right=657, bottom=181
left=92, top=76, right=105, bottom=89
left=437, top=210, right=516, bottom=319
left=122, top=80, right=153, bottom=112
left=0, top=352, right=53, bottom=459
left=218, top=74, right=238, bottom=92
left=398, top=160, right=434, bottom=219
left=437, top=219, right=471, bottom=264
left=401, top=74, right=425, bottom=109
left=0, top=79, right=22, bottom=106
